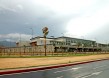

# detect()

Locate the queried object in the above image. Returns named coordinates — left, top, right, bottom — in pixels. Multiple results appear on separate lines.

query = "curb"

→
left=0, top=58, right=109, bottom=75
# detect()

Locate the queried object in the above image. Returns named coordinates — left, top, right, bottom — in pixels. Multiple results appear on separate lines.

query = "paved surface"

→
left=0, top=60, right=109, bottom=78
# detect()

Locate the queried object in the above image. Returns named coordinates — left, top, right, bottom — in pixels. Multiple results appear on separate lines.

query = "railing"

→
left=0, top=45, right=108, bottom=57
left=0, top=49, right=108, bottom=57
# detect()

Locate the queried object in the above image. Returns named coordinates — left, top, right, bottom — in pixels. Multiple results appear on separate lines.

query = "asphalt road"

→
left=0, top=60, right=109, bottom=78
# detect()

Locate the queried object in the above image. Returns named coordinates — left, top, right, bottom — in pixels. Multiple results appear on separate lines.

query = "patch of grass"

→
left=0, top=53, right=105, bottom=58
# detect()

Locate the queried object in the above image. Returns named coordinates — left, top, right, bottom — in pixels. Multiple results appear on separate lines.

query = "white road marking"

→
left=81, top=71, right=103, bottom=78
left=93, top=65, right=107, bottom=69
left=72, top=67, right=82, bottom=70
left=56, top=76, right=63, bottom=78
left=75, top=73, right=89, bottom=78
left=92, top=71, right=103, bottom=75
left=54, top=67, right=82, bottom=73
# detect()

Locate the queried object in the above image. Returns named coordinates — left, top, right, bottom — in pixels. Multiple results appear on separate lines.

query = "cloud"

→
left=35, top=0, right=96, bottom=15
left=0, top=0, right=24, bottom=13
left=16, top=4, right=23, bottom=10
left=0, top=4, right=17, bottom=12
left=65, top=0, right=109, bottom=40
left=0, top=0, right=72, bottom=38
left=0, top=33, right=31, bottom=41
left=0, top=0, right=109, bottom=43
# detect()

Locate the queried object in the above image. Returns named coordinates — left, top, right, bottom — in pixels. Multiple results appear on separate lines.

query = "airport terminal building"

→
left=2, top=36, right=108, bottom=54
left=29, top=36, right=107, bottom=52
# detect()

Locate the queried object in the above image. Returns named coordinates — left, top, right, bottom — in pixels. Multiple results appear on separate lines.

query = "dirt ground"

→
left=0, top=54, right=109, bottom=70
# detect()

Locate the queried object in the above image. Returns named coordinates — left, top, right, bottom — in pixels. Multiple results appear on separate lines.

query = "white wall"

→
left=55, top=38, right=66, bottom=42
left=31, top=38, right=53, bottom=45
left=17, top=41, right=30, bottom=46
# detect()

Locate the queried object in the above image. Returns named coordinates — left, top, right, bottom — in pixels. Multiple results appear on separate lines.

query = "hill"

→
left=0, top=41, right=16, bottom=47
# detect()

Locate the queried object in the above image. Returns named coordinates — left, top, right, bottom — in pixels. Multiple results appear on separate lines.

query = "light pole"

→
left=106, top=40, right=108, bottom=53
left=19, top=34, right=21, bottom=46
left=19, top=34, right=21, bottom=56
left=81, top=36, right=84, bottom=53
left=30, top=28, right=33, bottom=38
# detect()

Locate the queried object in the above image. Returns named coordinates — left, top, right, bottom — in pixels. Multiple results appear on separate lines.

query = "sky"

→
left=0, top=0, right=109, bottom=43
